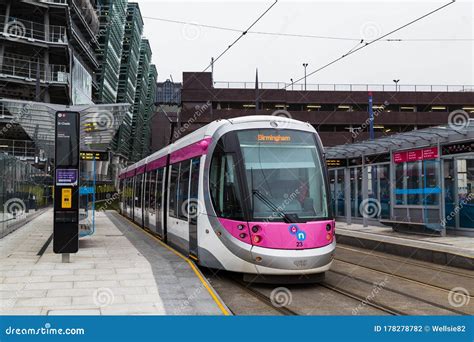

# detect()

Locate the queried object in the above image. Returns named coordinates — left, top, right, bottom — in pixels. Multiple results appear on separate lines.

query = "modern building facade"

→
left=1, top=0, right=158, bottom=175
left=0, top=0, right=100, bottom=170
left=173, top=72, right=474, bottom=149
left=129, top=38, right=152, bottom=162
left=141, top=64, right=157, bottom=159
left=95, top=0, right=128, bottom=104
left=111, top=2, right=144, bottom=162
left=156, top=79, right=182, bottom=105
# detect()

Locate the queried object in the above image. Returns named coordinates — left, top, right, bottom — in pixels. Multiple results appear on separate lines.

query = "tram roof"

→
left=325, top=119, right=474, bottom=159
left=123, top=115, right=311, bottom=174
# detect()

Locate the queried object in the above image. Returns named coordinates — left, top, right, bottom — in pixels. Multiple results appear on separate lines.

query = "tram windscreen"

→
left=237, top=129, right=328, bottom=221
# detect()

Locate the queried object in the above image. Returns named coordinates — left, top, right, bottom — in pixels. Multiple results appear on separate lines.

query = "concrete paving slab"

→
left=0, top=209, right=227, bottom=315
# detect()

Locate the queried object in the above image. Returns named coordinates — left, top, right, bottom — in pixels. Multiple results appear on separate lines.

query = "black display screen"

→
left=56, top=112, right=79, bottom=167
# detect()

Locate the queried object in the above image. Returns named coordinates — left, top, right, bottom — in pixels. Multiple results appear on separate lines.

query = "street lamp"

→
left=393, top=79, right=400, bottom=92
left=290, top=78, right=294, bottom=91
left=303, top=63, right=308, bottom=90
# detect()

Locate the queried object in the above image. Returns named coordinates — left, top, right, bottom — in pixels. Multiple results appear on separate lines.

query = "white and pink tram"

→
left=119, top=116, right=335, bottom=281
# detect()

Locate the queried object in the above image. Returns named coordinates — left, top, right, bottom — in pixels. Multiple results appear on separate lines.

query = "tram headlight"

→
left=326, top=224, right=332, bottom=232
left=251, top=225, right=260, bottom=233
left=253, top=235, right=262, bottom=244
left=239, top=233, right=247, bottom=239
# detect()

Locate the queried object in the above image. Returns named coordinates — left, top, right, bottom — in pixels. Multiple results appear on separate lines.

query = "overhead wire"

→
left=202, top=0, right=279, bottom=72
left=287, top=0, right=457, bottom=88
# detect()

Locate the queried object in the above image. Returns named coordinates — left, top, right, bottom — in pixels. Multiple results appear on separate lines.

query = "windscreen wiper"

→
left=252, top=189, right=298, bottom=223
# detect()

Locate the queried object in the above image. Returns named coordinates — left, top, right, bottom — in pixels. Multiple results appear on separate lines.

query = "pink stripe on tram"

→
left=136, top=165, right=146, bottom=175
left=170, top=137, right=212, bottom=164
left=146, top=156, right=167, bottom=172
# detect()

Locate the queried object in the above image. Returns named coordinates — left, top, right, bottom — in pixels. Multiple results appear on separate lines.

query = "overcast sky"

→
left=134, top=0, right=473, bottom=86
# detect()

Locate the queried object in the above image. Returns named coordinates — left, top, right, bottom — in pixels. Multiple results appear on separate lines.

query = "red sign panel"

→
left=422, top=147, right=439, bottom=159
left=393, top=147, right=438, bottom=163
left=393, top=152, right=407, bottom=163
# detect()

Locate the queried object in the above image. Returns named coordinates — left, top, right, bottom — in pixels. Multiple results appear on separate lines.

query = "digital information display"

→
left=53, top=112, right=80, bottom=254
left=55, top=169, right=78, bottom=186
left=80, top=151, right=109, bottom=161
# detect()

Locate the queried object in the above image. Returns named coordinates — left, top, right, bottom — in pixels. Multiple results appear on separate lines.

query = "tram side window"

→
left=144, top=172, right=151, bottom=211
left=128, top=179, right=134, bottom=208
left=119, top=179, right=123, bottom=201
left=178, top=161, right=191, bottom=220
left=188, top=158, right=201, bottom=221
left=210, top=151, right=244, bottom=220
left=135, top=174, right=143, bottom=209
left=169, top=164, right=179, bottom=218
left=156, top=168, right=164, bottom=229
left=149, top=170, right=157, bottom=213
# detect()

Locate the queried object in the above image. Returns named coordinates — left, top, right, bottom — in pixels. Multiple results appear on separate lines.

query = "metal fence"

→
left=1, top=53, right=68, bottom=83
left=213, top=81, right=474, bottom=92
left=0, top=15, right=67, bottom=44
left=0, top=154, right=52, bottom=238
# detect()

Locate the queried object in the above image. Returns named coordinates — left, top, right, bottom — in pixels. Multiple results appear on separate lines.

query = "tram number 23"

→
left=296, top=242, right=303, bottom=247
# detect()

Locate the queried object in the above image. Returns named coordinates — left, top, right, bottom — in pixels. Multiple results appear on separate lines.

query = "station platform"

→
left=0, top=209, right=229, bottom=316
left=335, top=221, right=474, bottom=270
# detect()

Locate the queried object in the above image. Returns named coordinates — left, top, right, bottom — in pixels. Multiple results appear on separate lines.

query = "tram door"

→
left=156, top=168, right=165, bottom=238
left=166, top=158, right=201, bottom=255
left=188, top=158, right=201, bottom=258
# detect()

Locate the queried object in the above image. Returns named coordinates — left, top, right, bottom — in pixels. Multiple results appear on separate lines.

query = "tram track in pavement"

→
left=206, top=270, right=400, bottom=316
left=205, top=245, right=473, bottom=316
left=336, top=245, right=474, bottom=279
left=333, top=258, right=474, bottom=297
left=326, top=269, right=468, bottom=316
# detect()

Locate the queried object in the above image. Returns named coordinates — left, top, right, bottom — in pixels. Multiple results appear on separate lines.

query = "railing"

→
left=40, top=0, right=68, bottom=4
left=0, top=53, right=69, bottom=83
left=213, top=81, right=474, bottom=92
left=0, top=15, right=67, bottom=44
left=0, top=139, right=36, bottom=159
